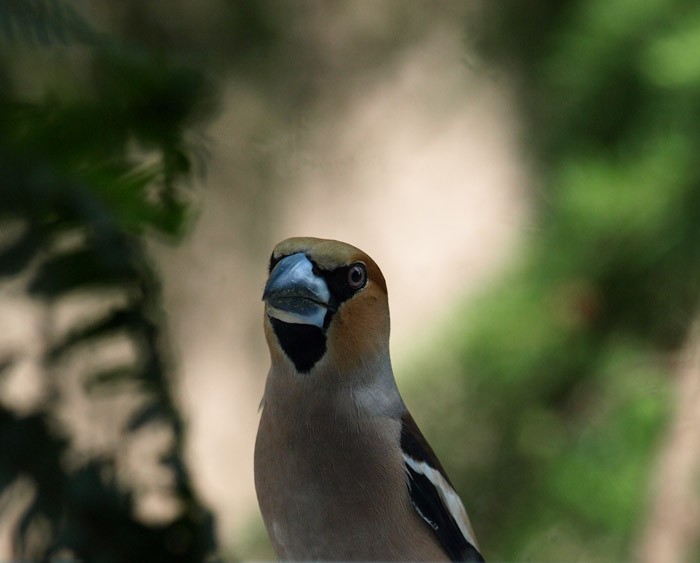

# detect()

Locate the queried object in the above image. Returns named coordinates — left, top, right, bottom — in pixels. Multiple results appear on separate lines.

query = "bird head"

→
left=262, top=237, right=390, bottom=377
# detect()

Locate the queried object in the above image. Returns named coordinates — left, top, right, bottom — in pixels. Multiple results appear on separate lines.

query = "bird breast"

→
left=254, top=390, right=448, bottom=561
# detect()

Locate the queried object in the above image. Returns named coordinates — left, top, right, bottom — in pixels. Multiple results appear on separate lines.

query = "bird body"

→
left=255, top=237, right=484, bottom=561
left=256, top=370, right=446, bottom=560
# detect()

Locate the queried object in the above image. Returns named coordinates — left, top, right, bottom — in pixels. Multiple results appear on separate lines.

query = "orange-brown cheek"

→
left=326, top=290, right=390, bottom=373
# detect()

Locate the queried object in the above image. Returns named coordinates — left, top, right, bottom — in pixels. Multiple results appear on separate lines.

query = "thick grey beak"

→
left=263, top=253, right=330, bottom=328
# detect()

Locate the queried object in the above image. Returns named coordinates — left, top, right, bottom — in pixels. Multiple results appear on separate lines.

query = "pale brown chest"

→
left=254, top=400, right=448, bottom=561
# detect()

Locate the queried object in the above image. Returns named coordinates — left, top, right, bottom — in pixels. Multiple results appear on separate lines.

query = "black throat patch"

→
left=270, top=317, right=327, bottom=373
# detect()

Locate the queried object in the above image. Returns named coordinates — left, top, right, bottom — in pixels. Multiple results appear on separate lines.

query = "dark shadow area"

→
left=0, top=2, right=217, bottom=560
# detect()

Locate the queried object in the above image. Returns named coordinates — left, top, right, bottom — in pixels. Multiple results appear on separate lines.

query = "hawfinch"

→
left=255, top=237, right=484, bottom=561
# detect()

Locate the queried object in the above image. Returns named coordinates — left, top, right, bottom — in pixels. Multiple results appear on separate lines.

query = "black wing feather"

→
left=401, top=413, right=484, bottom=562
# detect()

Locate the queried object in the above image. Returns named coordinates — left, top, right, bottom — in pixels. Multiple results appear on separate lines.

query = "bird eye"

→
left=347, top=263, right=367, bottom=290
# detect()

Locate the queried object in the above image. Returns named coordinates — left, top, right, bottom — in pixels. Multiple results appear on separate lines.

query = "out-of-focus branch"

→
left=637, top=315, right=700, bottom=563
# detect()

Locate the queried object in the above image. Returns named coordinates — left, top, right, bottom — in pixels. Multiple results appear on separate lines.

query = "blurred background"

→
left=1, top=1, right=699, bottom=561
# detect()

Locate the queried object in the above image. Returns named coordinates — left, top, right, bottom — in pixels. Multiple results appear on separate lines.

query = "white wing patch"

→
left=403, top=454, right=479, bottom=550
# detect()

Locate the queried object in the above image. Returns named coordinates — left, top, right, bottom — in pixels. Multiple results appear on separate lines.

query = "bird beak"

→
left=263, top=253, right=331, bottom=328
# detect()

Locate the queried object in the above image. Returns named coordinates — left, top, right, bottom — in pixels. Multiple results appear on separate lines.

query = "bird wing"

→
left=400, top=412, right=484, bottom=562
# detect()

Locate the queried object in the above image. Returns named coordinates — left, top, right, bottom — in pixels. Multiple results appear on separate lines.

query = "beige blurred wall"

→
left=153, top=5, right=530, bottom=556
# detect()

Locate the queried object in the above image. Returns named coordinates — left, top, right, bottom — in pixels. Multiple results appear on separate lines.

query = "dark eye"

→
left=347, top=263, right=367, bottom=290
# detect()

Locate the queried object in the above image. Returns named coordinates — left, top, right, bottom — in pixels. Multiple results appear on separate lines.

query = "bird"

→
left=254, top=237, right=484, bottom=561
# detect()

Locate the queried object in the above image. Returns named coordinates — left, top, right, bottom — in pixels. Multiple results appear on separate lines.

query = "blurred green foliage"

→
left=0, top=1, right=216, bottom=560
left=406, top=1, right=700, bottom=561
